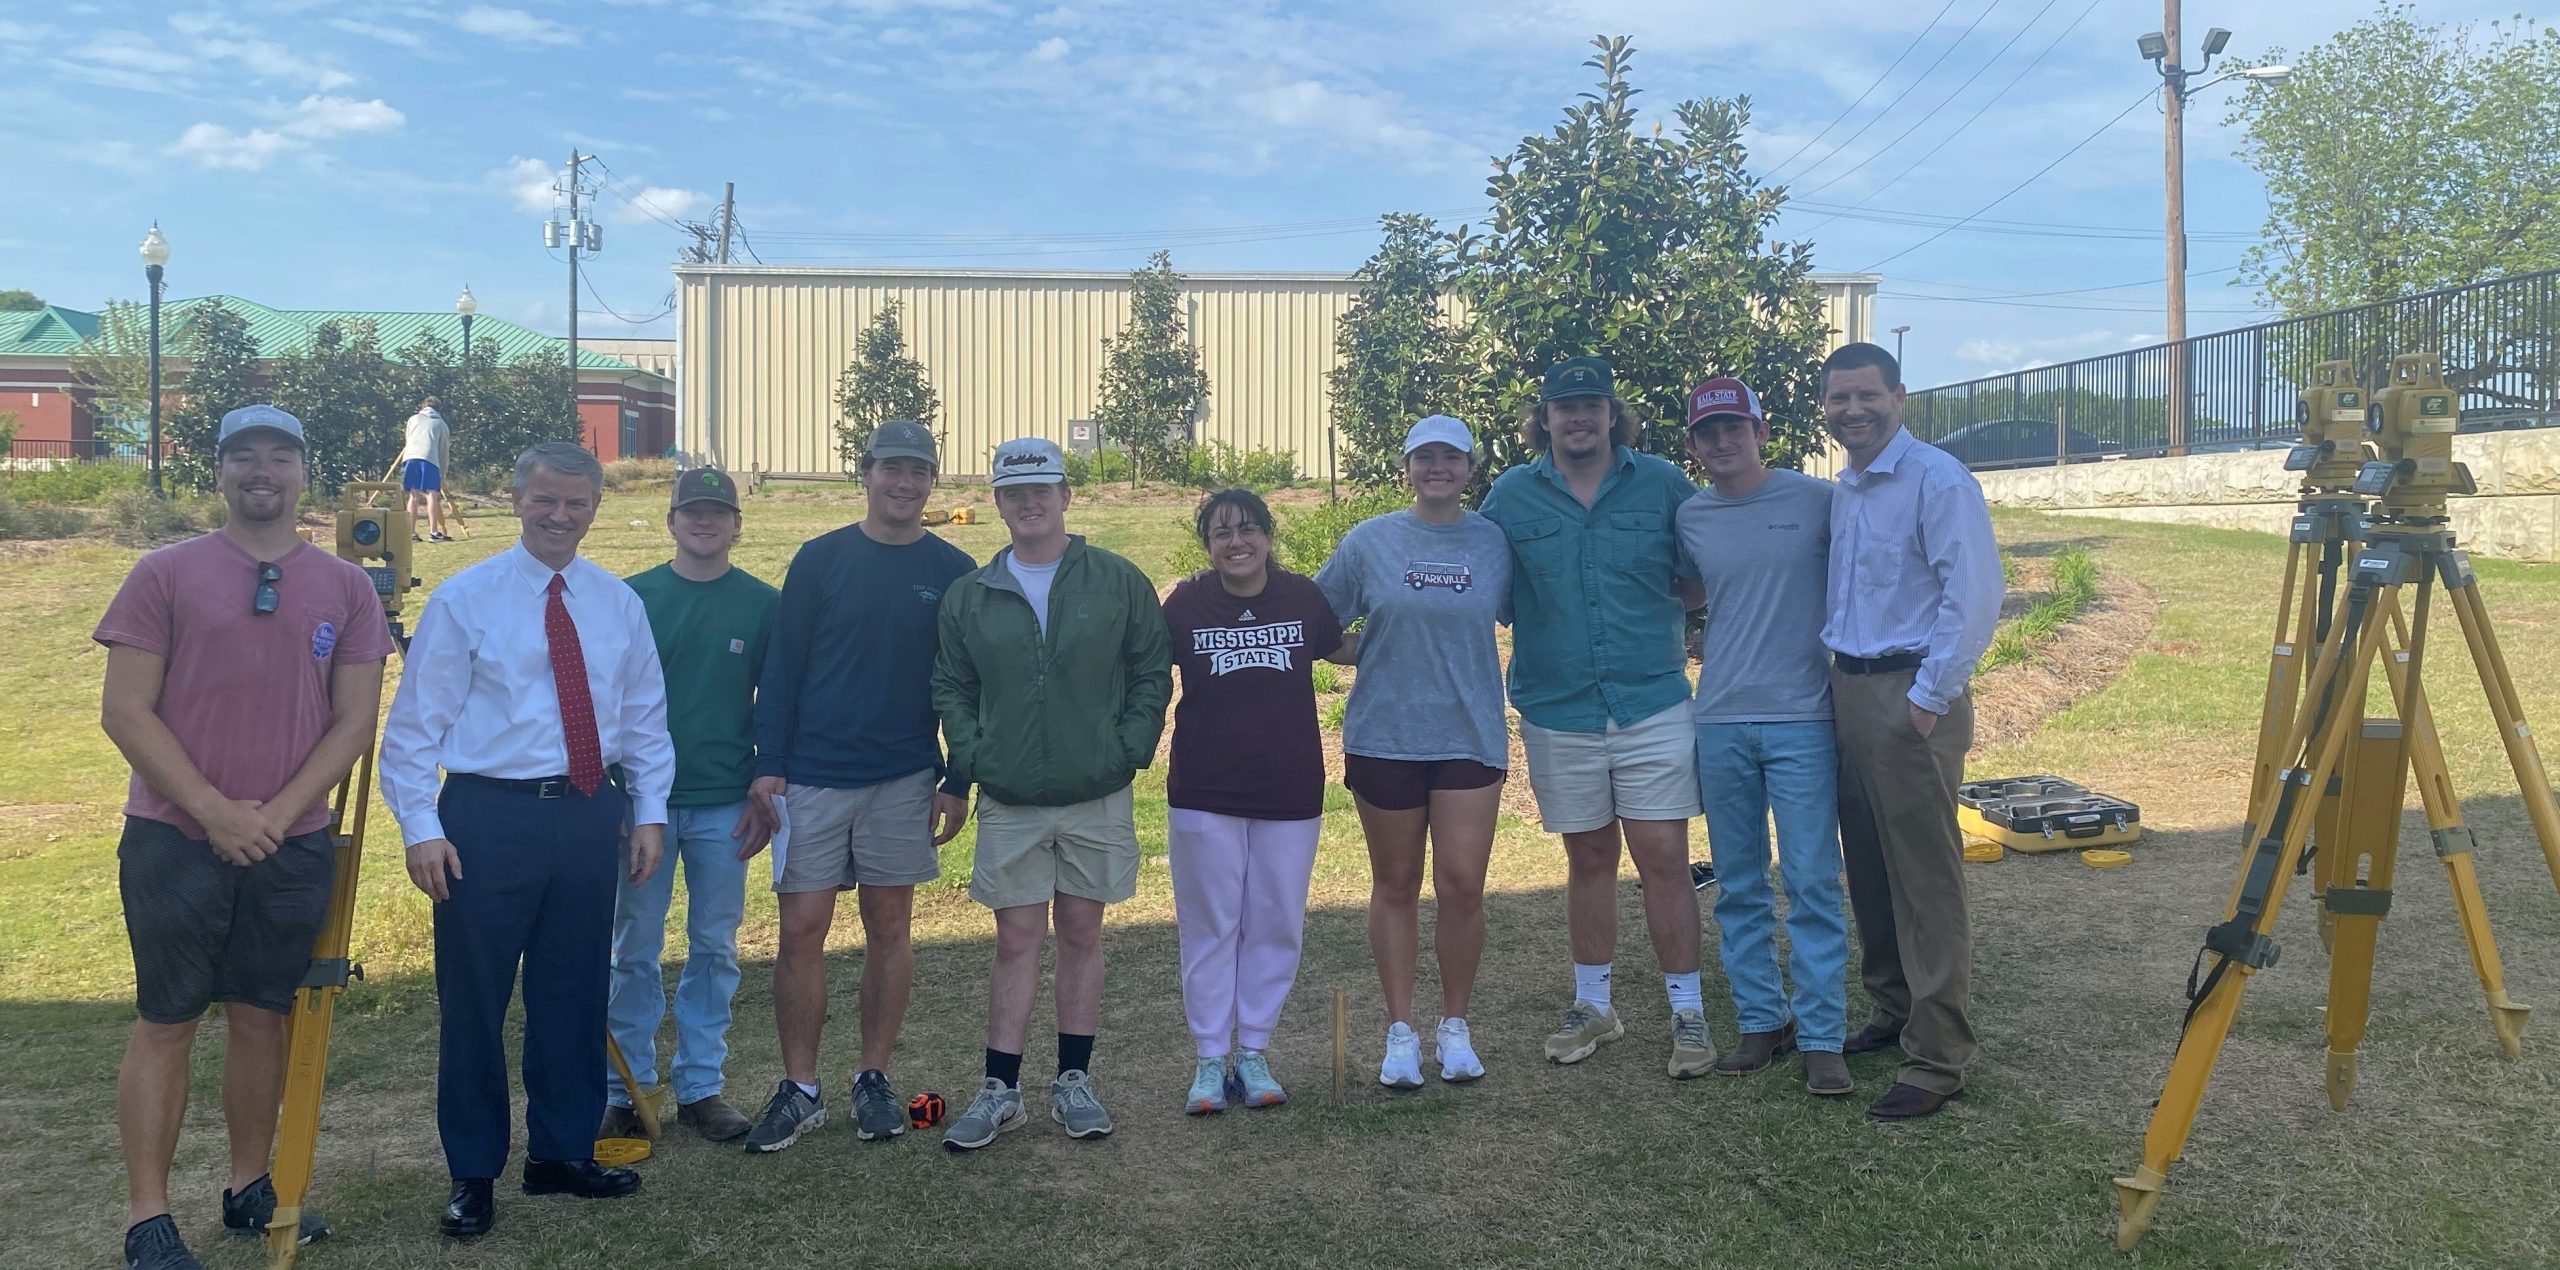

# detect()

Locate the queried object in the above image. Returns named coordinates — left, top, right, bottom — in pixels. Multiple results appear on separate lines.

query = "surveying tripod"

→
left=2112, top=358, right=2560, bottom=1251
left=262, top=483, right=414, bottom=1269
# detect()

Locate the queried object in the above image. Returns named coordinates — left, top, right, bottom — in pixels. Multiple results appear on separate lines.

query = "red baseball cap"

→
left=1686, top=377, right=1764, bottom=428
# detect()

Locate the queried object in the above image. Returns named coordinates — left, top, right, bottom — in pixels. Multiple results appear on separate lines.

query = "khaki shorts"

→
left=970, top=786, right=1139, bottom=910
left=776, top=769, right=941, bottom=893
left=1517, top=702, right=1703, bottom=833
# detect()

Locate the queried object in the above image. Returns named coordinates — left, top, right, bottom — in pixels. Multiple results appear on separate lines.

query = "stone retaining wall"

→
left=1974, top=429, right=2560, bottom=562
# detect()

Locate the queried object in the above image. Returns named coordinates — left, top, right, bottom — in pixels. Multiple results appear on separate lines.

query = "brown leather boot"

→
left=678, top=1095, right=752, bottom=1142
left=1712, top=1021, right=1797, bottom=1075
left=597, top=1103, right=650, bottom=1140
left=1802, top=1050, right=1853, bottom=1097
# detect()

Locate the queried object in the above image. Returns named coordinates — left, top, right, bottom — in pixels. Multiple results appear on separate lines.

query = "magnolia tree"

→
left=1095, top=251, right=1211, bottom=480
left=1328, top=214, right=1466, bottom=486
left=832, top=299, right=941, bottom=472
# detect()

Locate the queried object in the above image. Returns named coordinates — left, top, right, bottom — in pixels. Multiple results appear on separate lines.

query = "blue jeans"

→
left=605, top=802, right=750, bottom=1106
left=1695, top=722, right=1850, bottom=1052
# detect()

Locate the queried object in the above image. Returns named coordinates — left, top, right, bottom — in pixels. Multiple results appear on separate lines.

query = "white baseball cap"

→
left=1402, top=415, right=1474, bottom=456
left=217, top=404, right=306, bottom=452
left=990, top=436, right=1067, bottom=487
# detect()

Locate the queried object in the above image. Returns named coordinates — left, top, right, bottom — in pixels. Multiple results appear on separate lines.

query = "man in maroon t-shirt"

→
left=95, top=405, right=392, bottom=1270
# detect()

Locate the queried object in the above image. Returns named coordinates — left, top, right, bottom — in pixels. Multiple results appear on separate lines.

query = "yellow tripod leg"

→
left=2250, top=539, right=2315, bottom=823
left=2117, top=604, right=2387, bottom=1252
left=2443, top=573, right=2560, bottom=892
left=2321, top=719, right=2406, bottom=1109
left=2377, top=605, right=2531, bottom=1059
left=267, top=750, right=374, bottom=1269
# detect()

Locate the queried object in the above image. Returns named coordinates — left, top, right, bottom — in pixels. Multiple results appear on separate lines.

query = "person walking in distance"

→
left=933, top=437, right=1172, bottom=1150
left=98, top=405, right=392, bottom=1270
left=401, top=396, right=451, bottom=543
left=380, top=442, right=675, bottom=1236
left=1477, top=357, right=1714, bottom=1079
left=1163, top=488, right=1343, bottom=1114
left=1816, top=342, right=2002, bottom=1121
left=598, top=468, right=777, bottom=1146
left=740, top=421, right=975, bottom=1151
left=1314, top=416, right=1512, bottom=1089
left=1674, top=378, right=1854, bottom=1098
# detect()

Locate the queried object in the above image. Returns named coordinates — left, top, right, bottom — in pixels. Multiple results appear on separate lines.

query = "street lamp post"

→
left=2140, top=8, right=2290, bottom=455
left=1891, top=324, right=1911, bottom=367
left=140, top=224, right=169, bottom=498
left=455, top=285, right=477, bottom=420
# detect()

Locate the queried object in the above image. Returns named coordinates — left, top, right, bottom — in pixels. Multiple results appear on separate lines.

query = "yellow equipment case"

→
left=1957, top=775, right=2142, bottom=853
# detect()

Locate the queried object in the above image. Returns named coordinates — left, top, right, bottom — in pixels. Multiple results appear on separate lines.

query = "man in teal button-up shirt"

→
left=1479, top=357, right=1713, bottom=1079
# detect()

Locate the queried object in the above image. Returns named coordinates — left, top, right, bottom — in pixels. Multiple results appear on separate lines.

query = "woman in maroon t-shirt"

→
left=1162, top=489, right=1343, bottom=1116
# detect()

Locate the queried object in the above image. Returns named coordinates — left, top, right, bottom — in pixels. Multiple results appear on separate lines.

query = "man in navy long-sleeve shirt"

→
left=740, top=421, right=976, bottom=1149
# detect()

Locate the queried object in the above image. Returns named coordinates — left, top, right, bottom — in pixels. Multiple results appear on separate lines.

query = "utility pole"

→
left=717, top=181, right=736, bottom=265
left=567, top=149, right=583, bottom=436
left=2162, top=0, right=2188, bottom=456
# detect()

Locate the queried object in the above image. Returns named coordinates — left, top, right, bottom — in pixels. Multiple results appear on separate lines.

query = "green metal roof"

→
left=0, top=295, right=657, bottom=378
left=0, top=305, right=104, bottom=356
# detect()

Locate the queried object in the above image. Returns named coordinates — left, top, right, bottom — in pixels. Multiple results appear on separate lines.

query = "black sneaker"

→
left=742, top=1079, right=826, bottom=1153
left=124, top=1215, right=203, bottom=1269
left=1691, top=861, right=1718, bottom=891
left=220, top=1174, right=328, bottom=1244
left=852, top=1069, right=906, bottom=1141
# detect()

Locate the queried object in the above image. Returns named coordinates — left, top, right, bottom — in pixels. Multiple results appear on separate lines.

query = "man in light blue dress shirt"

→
left=1816, top=343, right=2003, bottom=1122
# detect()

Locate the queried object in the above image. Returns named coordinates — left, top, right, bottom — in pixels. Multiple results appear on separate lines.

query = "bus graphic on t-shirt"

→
left=1403, top=562, right=1473, bottom=593
left=1191, top=621, right=1306, bottom=675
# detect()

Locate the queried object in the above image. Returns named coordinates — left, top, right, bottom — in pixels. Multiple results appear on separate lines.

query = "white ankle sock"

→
left=1573, top=962, right=1613, bottom=1012
left=1665, top=972, right=1703, bottom=1014
left=793, top=1081, right=819, bottom=1099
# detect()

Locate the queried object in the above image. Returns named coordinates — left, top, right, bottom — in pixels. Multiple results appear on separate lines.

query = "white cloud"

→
left=458, top=5, right=578, bottom=47
left=1030, top=36, right=1069, bottom=62
left=276, top=95, right=405, bottom=138
left=492, top=156, right=561, bottom=213
left=328, top=18, right=430, bottom=48
left=171, top=122, right=297, bottom=169
left=627, top=186, right=703, bottom=221
left=1955, top=329, right=2161, bottom=376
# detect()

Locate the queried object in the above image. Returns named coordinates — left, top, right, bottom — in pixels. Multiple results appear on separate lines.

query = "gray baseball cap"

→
left=217, top=404, right=305, bottom=452
left=991, top=436, right=1067, bottom=487
left=672, top=466, right=742, bottom=511
left=866, top=419, right=939, bottom=467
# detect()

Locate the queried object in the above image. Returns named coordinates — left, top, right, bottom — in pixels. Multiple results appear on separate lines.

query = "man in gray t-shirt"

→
left=1673, top=376, right=1853, bottom=1097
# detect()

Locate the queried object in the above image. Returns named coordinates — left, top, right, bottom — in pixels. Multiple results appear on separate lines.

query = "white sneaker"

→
left=1378, top=1022, right=1424, bottom=1089
left=1436, top=1017, right=1485, bottom=1083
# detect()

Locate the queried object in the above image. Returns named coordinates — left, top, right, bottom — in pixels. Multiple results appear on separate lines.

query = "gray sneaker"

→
left=1667, top=1008, right=1718, bottom=1079
left=742, top=1080, right=826, bottom=1154
left=1543, top=999, right=1625, bottom=1065
left=1050, top=1069, right=1115, bottom=1139
left=851, top=1070, right=906, bottom=1141
left=944, top=1077, right=1028, bottom=1152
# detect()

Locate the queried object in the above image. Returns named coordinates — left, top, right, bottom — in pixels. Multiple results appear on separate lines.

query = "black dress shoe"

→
left=1866, top=1081, right=1964, bottom=1121
left=1842, top=1023, right=1903, bottom=1055
left=522, top=1158, right=643, bottom=1199
left=440, top=1179, right=495, bottom=1239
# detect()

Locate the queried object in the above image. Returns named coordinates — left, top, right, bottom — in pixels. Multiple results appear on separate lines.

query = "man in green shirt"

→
left=601, top=467, right=778, bottom=1143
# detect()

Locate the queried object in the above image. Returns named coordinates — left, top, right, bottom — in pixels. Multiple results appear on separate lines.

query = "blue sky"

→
left=0, top=0, right=2528, bottom=384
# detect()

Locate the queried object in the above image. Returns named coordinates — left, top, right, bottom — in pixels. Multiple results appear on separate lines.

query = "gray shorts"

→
left=120, top=816, right=336, bottom=1024
left=776, top=769, right=941, bottom=893
left=970, top=786, right=1139, bottom=910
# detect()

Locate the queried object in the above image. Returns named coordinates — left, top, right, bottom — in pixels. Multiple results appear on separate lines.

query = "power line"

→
left=1788, top=199, right=2256, bottom=242
left=579, top=272, right=675, bottom=326
left=1762, top=0, right=1964, bottom=179
left=1784, top=0, right=2006, bottom=188
left=1797, top=0, right=2073, bottom=200
left=1860, top=88, right=2160, bottom=272
left=1877, top=290, right=2267, bottom=313
left=1894, top=262, right=2244, bottom=299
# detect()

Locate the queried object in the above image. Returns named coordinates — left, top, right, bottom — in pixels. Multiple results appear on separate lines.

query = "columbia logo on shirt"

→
left=1192, top=622, right=1305, bottom=675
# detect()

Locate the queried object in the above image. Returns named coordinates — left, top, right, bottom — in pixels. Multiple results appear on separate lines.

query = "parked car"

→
left=1930, top=419, right=2120, bottom=471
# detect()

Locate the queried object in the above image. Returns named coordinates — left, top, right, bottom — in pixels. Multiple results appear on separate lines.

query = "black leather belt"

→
left=1834, top=651, right=1925, bottom=675
left=449, top=772, right=597, bottom=800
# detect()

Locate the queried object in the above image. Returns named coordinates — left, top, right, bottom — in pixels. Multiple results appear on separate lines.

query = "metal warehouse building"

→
left=675, top=265, right=1880, bottom=480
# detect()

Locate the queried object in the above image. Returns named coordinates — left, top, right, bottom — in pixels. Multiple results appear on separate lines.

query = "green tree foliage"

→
left=451, top=350, right=580, bottom=478
left=1095, top=251, right=1211, bottom=481
left=164, top=300, right=261, bottom=491
left=0, top=290, right=43, bottom=311
left=1449, top=36, right=1833, bottom=473
left=67, top=299, right=166, bottom=448
left=832, top=299, right=940, bottom=472
left=1328, top=214, right=1466, bottom=486
left=2231, top=6, right=2560, bottom=313
left=268, top=321, right=414, bottom=491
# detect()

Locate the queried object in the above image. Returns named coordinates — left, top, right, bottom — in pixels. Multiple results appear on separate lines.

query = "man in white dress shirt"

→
left=1815, top=342, right=2003, bottom=1122
left=380, top=442, right=675, bottom=1236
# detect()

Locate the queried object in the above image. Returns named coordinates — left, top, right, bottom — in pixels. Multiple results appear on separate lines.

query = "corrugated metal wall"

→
left=678, top=266, right=1879, bottom=479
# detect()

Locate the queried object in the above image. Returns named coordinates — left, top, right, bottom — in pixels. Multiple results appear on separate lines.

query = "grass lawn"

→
left=4, top=483, right=2559, bottom=1268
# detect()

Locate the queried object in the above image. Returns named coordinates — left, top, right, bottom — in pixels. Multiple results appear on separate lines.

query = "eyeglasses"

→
left=253, top=562, right=282, bottom=616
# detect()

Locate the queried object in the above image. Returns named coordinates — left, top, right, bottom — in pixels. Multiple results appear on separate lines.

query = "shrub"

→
left=1063, top=447, right=1137, bottom=486
left=602, top=457, right=678, bottom=490
left=1981, top=547, right=2100, bottom=671
left=1276, top=487, right=1407, bottom=575
left=0, top=461, right=148, bottom=504
left=1310, top=660, right=1343, bottom=695
left=1183, top=442, right=1298, bottom=491
left=0, top=493, right=95, bottom=540
left=102, top=490, right=215, bottom=546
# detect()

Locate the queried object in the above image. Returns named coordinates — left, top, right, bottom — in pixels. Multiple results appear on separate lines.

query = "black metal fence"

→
left=1906, top=270, right=2560, bottom=471
left=3, top=437, right=149, bottom=465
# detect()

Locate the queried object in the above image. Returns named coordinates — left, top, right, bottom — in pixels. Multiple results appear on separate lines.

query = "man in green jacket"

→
left=932, top=436, right=1172, bottom=1151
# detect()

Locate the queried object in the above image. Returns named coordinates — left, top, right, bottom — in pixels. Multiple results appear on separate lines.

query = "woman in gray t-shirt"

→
left=1313, top=416, right=1511, bottom=1091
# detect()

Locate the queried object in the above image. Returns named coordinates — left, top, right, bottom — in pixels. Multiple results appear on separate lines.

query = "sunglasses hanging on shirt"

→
left=253, top=561, right=283, bottom=616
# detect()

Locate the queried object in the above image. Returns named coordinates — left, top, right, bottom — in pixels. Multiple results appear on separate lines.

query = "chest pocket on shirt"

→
left=1851, top=503, right=1909, bottom=596
left=1503, top=516, right=1567, bottom=579
left=1604, top=510, right=1671, bottom=576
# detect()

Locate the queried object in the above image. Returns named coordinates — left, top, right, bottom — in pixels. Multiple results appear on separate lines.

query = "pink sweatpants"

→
left=1166, top=809, right=1323, bottom=1059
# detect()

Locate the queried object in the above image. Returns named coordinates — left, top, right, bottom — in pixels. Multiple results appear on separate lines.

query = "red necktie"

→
left=545, top=573, right=606, bottom=796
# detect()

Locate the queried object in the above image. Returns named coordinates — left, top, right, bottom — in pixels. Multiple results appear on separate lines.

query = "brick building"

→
left=0, top=297, right=675, bottom=464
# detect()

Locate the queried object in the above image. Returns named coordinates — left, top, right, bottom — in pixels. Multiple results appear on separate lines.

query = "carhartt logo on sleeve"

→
left=728, top=638, right=745, bottom=654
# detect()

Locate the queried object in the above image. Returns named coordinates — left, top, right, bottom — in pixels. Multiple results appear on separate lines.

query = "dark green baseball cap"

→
left=1542, top=356, right=1614, bottom=401
left=866, top=419, right=940, bottom=467
left=672, top=466, right=741, bottom=511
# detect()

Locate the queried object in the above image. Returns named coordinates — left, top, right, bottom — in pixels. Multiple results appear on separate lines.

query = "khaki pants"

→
left=1832, top=666, right=1975, bottom=1095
